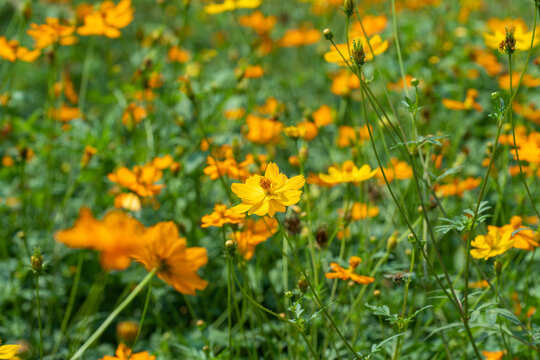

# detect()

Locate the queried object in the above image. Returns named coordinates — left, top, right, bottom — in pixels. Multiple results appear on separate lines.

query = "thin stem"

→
left=35, top=275, right=44, bottom=360
left=391, top=0, right=410, bottom=98
left=127, top=277, right=153, bottom=359
left=70, top=269, right=156, bottom=360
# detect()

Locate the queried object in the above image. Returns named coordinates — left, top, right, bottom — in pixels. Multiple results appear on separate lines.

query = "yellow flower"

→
left=231, top=162, right=305, bottom=217
left=324, top=35, right=389, bottom=66
left=470, top=226, right=514, bottom=260
left=201, top=204, right=246, bottom=228
left=0, top=344, right=20, bottom=359
left=204, top=0, right=262, bottom=15
left=319, top=160, right=377, bottom=185
left=483, top=18, right=540, bottom=52
left=325, top=256, right=374, bottom=284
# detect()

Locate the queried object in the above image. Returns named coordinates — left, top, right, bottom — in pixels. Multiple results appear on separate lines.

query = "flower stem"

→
left=35, top=274, right=44, bottom=360
left=70, top=269, right=156, bottom=360
left=127, top=277, right=153, bottom=359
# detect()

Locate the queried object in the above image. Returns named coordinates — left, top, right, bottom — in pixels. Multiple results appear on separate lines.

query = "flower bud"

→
left=373, top=289, right=381, bottom=297
left=499, top=25, right=516, bottom=54
left=196, top=319, right=206, bottom=329
left=225, top=239, right=236, bottom=253
left=343, top=0, right=355, bottom=16
left=387, top=232, right=398, bottom=251
left=285, top=291, right=293, bottom=298
left=315, top=227, right=328, bottom=248
left=411, top=77, right=419, bottom=87
left=323, top=28, right=334, bottom=41
left=31, top=247, right=43, bottom=274
left=297, top=277, right=309, bottom=293
left=351, top=39, right=366, bottom=66
left=116, top=321, right=139, bottom=345
left=494, top=260, right=503, bottom=276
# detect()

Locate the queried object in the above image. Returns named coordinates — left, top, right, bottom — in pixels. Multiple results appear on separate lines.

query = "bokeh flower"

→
left=231, top=217, right=278, bottom=260
left=201, top=204, right=246, bottom=228
left=325, top=256, right=374, bottom=284
left=99, top=343, right=155, bottom=360
left=319, top=161, right=377, bottom=185
left=77, top=0, right=134, bottom=38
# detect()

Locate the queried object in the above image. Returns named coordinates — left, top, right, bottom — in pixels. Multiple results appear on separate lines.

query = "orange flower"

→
left=239, top=11, right=277, bottom=35
left=204, top=0, right=261, bottom=14
left=0, top=36, right=40, bottom=62
left=152, top=154, right=174, bottom=170
left=498, top=72, right=540, bottom=90
left=496, top=216, right=539, bottom=251
left=100, top=343, right=155, bottom=360
left=312, top=104, right=334, bottom=127
left=203, top=155, right=253, bottom=180
left=201, top=204, right=246, bottom=228
left=114, top=193, right=142, bottom=212
left=231, top=217, right=278, bottom=260
left=56, top=208, right=146, bottom=270
left=324, top=35, right=389, bottom=66
left=513, top=102, right=540, bottom=125
left=81, top=145, right=97, bottom=166
left=472, top=49, right=503, bottom=76
left=325, top=256, right=374, bottom=284
left=349, top=15, right=388, bottom=38
left=470, top=279, right=490, bottom=288
left=350, top=202, right=379, bottom=220
left=0, top=344, right=21, bottom=359
left=278, top=27, right=321, bottom=47
left=255, top=97, right=284, bottom=116
left=77, top=0, right=134, bottom=38
left=442, top=89, right=482, bottom=112
left=231, top=162, right=305, bottom=217
left=132, top=221, right=208, bottom=295
left=319, top=161, right=377, bottom=185
left=387, top=75, right=415, bottom=92
left=337, top=125, right=370, bottom=147
left=481, top=350, right=504, bottom=360
left=245, top=114, right=283, bottom=144
left=243, top=65, right=265, bottom=79
left=330, top=70, right=360, bottom=96
left=377, top=158, right=413, bottom=182
left=50, top=104, right=81, bottom=122
left=435, top=177, right=481, bottom=197
left=27, top=18, right=77, bottom=49
left=108, top=164, right=164, bottom=197
left=168, top=46, right=191, bottom=63
left=224, top=108, right=246, bottom=120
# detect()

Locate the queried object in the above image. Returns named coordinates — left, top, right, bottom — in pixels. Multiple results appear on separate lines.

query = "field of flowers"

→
left=0, top=0, right=539, bottom=359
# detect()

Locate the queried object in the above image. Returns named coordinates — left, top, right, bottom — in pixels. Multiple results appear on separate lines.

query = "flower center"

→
left=260, top=177, right=272, bottom=191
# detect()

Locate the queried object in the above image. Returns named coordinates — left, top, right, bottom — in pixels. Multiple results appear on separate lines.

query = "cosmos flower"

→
left=132, top=221, right=208, bottom=295
left=231, top=162, right=305, bottom=217
left=201, top=204, right=246, bottom=228
left=27, top=18, right=77, bottom=49
left=0, top=343, right=20, bottom=359
left=470, top=226, right=514, bottom=260
left=99, top=343, right=155, bottom=360
left=204, top=0, right=262, bottom=15
left=442, top=89, right=482, bottom=112
left=483, top=18, right=540, bottom=52
left=77, top=0, right=134, bottom=38
left=108, top=164, right=164, bottom=197
left=325, top=256, right=374, bottom=284
left=231, top=217, right=278, bottom=260
left=319, top=161, right=377, bottom=185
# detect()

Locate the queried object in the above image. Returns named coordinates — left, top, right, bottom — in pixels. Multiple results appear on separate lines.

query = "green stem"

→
left=70, top=269, right=156, bottom=360
left=127, top=277, right=153, bottom=359
left=391, top=0, right=410, bottom=98
left=35, top=275, right=44, bottom=360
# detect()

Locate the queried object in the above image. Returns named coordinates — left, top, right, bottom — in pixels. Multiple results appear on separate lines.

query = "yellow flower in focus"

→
left=132, top=221, right=208, bottom=295
left=204, top=0, right=262, bottom=15
left=77, top=0, right=134, bottom=38
left=325, top=256, right=374, bottom=284
left=483, top=18, right=540, bottom=52
left=0, top=344, right=20, bottom=359
left=470, top=226, right=514, bottom=260
left=231, top=162, right=305, bottom=217
left=324, top=35, right=389, bottom=66
left=319, top=161, right=377, bottom=185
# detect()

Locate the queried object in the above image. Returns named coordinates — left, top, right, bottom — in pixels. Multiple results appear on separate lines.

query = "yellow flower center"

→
left=260, top=177, right=272, bottom=191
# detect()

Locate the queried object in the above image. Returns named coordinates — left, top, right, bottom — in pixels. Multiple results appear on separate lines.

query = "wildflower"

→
left=284, top=126, right=307, bottom=139
left=204, top=0, right=262, bottom=15
left=513, top=102, right=540, bottom=125
left=55, top=208, right=146, bottom=270
left=350, top=202, right=379, bottom=220
left=469, top=279, right=490, bottom=288
left=319, top=161, right=377, bottom=185
left=255, top=97, right=284, bottom=116
left=100, top=343, right=155, bottom=360
left=50, top=104, right=82, bottom=122
left=203, top=155, right=252, bottom=180
left=484, top=18, right=539, bottom=52
left=152, top=154, right=174, bottom=170
left=77, top=0, right=134, bottom=38
left=497, top=216, right=539, bottom=251
left=224, top=108, right=246, bottom=120
left=114, top=193, right=142, bottom=212
left=470, top=226, right=514, bottom=260
left=325, top=256, right=374, bottom=284
left=349, top=15, right=388, bottom=38
left=387, top=75, right=414, bottom=91
left=472, top=49, right=503, bottom=76
left=239, top=11, right=277, bottom=35
left=312, top=104, right=334, bottom=127
left=27, top=18, right=77, bottom=49
left=442, top=89, right=482, bottom=112
left=116, top=321, right=139, bottom=344
left=201, top=204, right=246, bottom=228
left=0, top=36, right=40, bottom=62
left=330, top=69, right=360, bottom=96
left=278, top=27, right=321, bottom=47
left=498, top=72, right=540, bottom=90
left=132, top=221, right=208, bottom=295
left=324, top=35, right=389, bottom=66
left=245, top=114, right=283, bottom=144
left=81, top=145, right=97, bottom=166
left=243, top=65, right=264, bottom=79
left=481, top=350, right=505, bottom=360
left=0, top=343, right=20, bottom=359
left=231, top=217, right=278, bottom=260
left=231, top=162, right=305, bottom=217
left=376, top=158, right=413, bottom=182
left=167, top=46, right=191, bottom=63
left=108, top=164, right=164, bottom=197
left=435, top=177, right=481, bottom=197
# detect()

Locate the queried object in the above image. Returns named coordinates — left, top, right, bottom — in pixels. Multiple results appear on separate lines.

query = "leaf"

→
left=424, top=323, right=463, bottom=340
left=490, top=308, right=522, bottom=326
left=365, top=303, right=391, bottom=317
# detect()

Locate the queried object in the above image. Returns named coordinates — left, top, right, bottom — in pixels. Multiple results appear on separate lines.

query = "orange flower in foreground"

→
left=132, top=221, right=208, bottom=295
left=326, top=256, right=374, bottom=284
left=483, top=17, right=540, bottom=51
left=470, top=226, right=514, bottom=260
left=27, top=18, right=77, bottom=49
left=108, top=164, right=164, bottom=197
left=231, top=162, right=305, bottom=217
left=56, top=208, right=146, bottom=270
left=100, top=343, right=155, bottom=360
left=232, top=217, right=278, bottom=260
left=201, top=204, right=246, bottom=228
left=442, top=89, right=482, bottom=112
left=77, top=0, right=134, bottom=38
left=278, top=27, right=321, bottom=47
